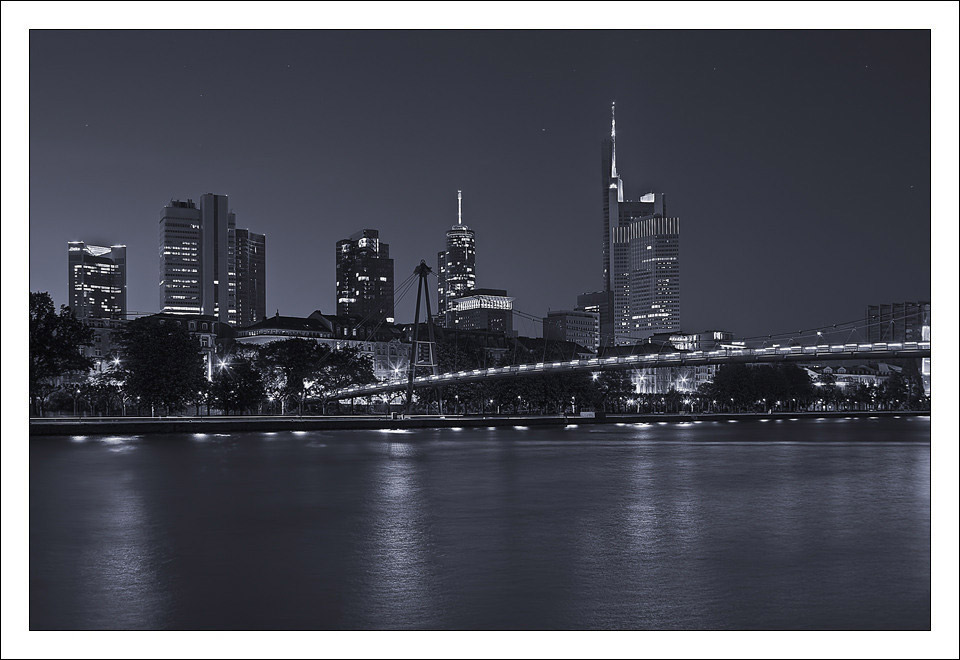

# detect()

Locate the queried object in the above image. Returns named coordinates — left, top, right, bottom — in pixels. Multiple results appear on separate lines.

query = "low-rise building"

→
left=235, top=311, right=411, bottom=381
left=81, top=317, right=128, bottom=373
left=448, top=288, right=515, bottom=336
left=805, top=363, right=902, bottom=389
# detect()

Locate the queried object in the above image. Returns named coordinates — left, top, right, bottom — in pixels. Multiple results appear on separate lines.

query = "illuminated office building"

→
left=67, top=241, right=126, bottom=319
left=600, top=103, right=681, bottom=343
left=159, top=193, right=265, bottom=325
left=336, top=229, right=395, bottom=323
left=437, top=190, right=477, bottom=327
left=159, top=199, right=202, bottom=315
left=449, top=288, right=514, bottom=335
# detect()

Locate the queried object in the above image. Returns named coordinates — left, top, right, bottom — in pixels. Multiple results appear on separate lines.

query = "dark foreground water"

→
left=30, top=417, right=930, bottom=630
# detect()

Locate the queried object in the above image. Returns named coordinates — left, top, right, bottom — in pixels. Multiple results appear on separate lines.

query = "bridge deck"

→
left=330, top=341, right=931, bottom=400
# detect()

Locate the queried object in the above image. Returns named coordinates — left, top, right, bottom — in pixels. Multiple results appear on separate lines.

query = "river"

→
left=29, top=416, right=930, bottom=630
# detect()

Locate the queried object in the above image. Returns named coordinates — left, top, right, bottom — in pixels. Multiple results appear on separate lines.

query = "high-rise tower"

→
left=234, top=228, right=266, bottom=326
left=159, top=199, right=202, bottom=315
left=336, top=229, right=395, bottom=323
left=200, top=193, right=233, bottom=323
left=68, top=241, right=127, bottom=319
left=597, top=104, right=681, bottom=344
left=437, top=190, right=477, bottom=327
left=601, top=102, right=624, bottom=294
left=159, top=194, right=265, bottom=325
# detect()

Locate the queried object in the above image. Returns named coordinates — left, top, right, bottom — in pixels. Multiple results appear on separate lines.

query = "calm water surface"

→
left=30, top=417, right=930, bottom=630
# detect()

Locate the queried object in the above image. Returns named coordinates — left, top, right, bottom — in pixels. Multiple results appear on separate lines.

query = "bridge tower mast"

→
left=406, top=260, right=441, bottom=414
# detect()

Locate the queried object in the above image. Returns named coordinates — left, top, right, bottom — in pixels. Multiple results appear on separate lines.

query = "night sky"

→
left=28, top=30, right=931, bottom=338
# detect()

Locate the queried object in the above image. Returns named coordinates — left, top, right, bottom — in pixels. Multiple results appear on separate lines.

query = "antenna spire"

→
left=457, top=189, right=462, bottom=225
left=611, top=101, right=618, bottom=179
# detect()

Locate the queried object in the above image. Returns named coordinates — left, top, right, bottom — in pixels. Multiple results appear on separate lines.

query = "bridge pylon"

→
left=406, top=260, right=441, bottom=414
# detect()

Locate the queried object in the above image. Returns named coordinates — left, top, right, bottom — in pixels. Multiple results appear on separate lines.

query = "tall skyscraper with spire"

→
left=437, top=190, right=477, bottom=327
left=601, top=102, right=623, bottom=294
left=596, top=103, right=681, bottom=344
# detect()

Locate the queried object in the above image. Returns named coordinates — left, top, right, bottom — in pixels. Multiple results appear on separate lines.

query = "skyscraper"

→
left=159, top=199, right=203, bottom=315
left=200, top=193, right=233, bottom=323
left=615, top=211, right=680, bottom=339
left=67, top=241, right=126, bottom=319
left=336, top=229, right=395, bottom=323
left=599, top=103, right=681, bottom=343
left=234, top=229, right=266, bottom=327
left=159, top=194, right=265, bottom=325
left=437, top=190, right=477, bottom=327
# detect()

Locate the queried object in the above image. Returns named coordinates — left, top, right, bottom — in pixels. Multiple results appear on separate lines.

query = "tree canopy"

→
left=116, top=317, right=207, bottom=414
left=29, top=292, right=93, bottom=415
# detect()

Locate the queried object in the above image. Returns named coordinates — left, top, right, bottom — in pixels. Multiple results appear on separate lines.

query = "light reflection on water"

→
left=30, top=417, right=930, bottom=630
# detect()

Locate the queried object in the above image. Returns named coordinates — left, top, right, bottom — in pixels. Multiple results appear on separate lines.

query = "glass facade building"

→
left=336, top=229, right=395, bottom=323
left=599, top=104, right=681, bottom=344
left=159, top=199, right=202, bottom=315
left=234, top=228, right=266, bottom=327
left=159, top=194, right=265, bottom=325
left=67, top=241, right=126, bottom=319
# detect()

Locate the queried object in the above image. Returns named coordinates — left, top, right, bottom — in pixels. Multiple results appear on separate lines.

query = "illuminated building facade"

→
left=599, top=103, right=681, bottom=344
left=336, top=229, right=395, bottom=323
left=159, top=194, right=265, bottom=325
left=67, top=241, right=126, bottom=319
left=449, top=288, right=514, bottom=335
left=159, top=199, right=202, bottom=315
left=615, top=213, right=681, bottom=340
left=437, top=190, right=477, bottom=327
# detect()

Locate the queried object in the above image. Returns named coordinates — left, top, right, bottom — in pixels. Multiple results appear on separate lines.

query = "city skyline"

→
left=10, top=8, right=957, bottom=650
left=29, top=30, right=931, bottom=338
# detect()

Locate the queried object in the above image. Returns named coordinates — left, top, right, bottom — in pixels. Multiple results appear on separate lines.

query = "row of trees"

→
left=698, top=362, right=929, bottom=413
left=30, top=292, right=95, bottom=416
left=29, top=292, right=377, bottom=417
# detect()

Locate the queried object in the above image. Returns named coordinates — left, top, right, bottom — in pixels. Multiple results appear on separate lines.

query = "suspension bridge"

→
left=326, top=262, right=930, bottom=401
left=329, top=339, right=930, bottom=400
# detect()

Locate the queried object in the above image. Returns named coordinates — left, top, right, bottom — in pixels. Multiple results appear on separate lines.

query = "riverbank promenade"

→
left=29, top=410, right=929, bottom=436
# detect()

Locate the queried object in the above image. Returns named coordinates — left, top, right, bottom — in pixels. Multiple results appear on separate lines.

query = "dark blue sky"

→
left=29, top=30, right=930, bottom=338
